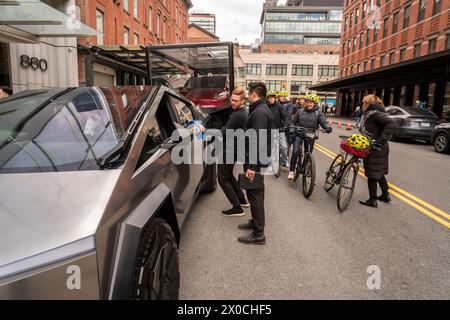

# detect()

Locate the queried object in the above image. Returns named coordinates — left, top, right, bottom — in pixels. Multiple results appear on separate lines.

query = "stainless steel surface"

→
left=0, top=170, right=121, bottom=277
left=0, top=252, right=99, bottom=300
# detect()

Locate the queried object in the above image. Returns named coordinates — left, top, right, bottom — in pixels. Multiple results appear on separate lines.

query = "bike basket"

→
left=340, top=139, right=370, bottom=159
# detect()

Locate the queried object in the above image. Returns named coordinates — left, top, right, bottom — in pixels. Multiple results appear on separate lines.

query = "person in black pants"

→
left=238, top=82, right=274, bottom=245
left=219, top=87, right=250, bottom=216
left=358, top=95, right=396, bottom=208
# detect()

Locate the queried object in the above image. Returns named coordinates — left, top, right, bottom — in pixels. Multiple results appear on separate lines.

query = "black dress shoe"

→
left=377, top=194, right=392, bottom=203
left=238, top=220, right=256, bottom=230
left=359, top=199, right=378, bottom=208
left=222, top=206, right=245, bottom=217
left=238, top=232, right=266, bottom=245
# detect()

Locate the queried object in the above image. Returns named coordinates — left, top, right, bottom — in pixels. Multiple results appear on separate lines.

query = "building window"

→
left=373, top=27, right=378, bottom=42
left=291, top=81, right=312, bottom=92
left=149, top=7, right=153, bottom=31
left=266, top=64, right=287, bottom=76
left=355, top=7, right=359, bottom=24
left=389, top=52, right=395, bottom=64
left=363, top=61, right=368, bottom=71
left=124, top=27, right=129, bottom=45
left=399, top=48, right=406, bottom=61
left=96, top=9, right=104, bottom=45
left=344, top=16, right=348, bottom=31
left=362, top=2, right=367, bottom=20
left=353, top=36, right=357, bottom=49
left=349, top=13, right=353, bottom=27
left=446, top=34, right=450, bottom=49
left=318, top=65, right=338, bottom=77
left=124, top=0, right=129, bottom=12
left=342, top=42, right=346, bottom=56
left=371, top=58, right=375, bottom=69
left=157, top=13, right=161, bottom=37
left=433, top=0, right=442, bottom=16
left=292, top=64, right=313, bottom=76
left=366, top=29, right=371, bottom=46
left=266, top=80, right=283, bottom=92
left=133, top=0, right=138, bottom=19
left=357, top=63, right=361, bottom=73
left=429, top=38, right=437, bottom=54
left=414, top=43, right=421, bottom=58
left=360, top=32, right=364, bottom=48
left=383, top=17, right=389, bottom=38
left=134, top=33, right=139, bottom=45
left=403, top=5, right=411, bottom=29
left=380, top=55, right=385, bottom=67
left=345, top=68, right=348, bottom=76
left=418, top=0, right=427, bottom=22
left=347, top=40, right=351, bottom=54
left=392, top=12, right=399, bottom=34
left=245, top=64, right=261, bottom=75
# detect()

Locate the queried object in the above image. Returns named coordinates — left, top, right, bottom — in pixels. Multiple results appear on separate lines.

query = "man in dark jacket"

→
left=359, top=97, right=396, bottom=208
left=238, top=82, right=274, bottom=245
left=219, top=88, right=250, bottom=216
left=267, top=90, right=289, bottom=167
left=288, top=94, right=332, bottom=181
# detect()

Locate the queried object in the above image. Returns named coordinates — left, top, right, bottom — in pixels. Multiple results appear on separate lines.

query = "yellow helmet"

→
left=305, top=94, right=320, bottom=105
left=267, top=90, right=277, bottom=97
left=298, top=95, right=306, bottom=100
left=347, top=134, right=370, bottom=151
left=277, top=91, right=288, bottom=98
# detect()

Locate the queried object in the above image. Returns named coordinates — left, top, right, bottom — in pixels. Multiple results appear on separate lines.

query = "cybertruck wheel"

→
left=130, top=218, right=180, bottom=300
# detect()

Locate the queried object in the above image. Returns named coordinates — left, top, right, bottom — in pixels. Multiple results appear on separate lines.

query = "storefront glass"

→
left=0, top=43, right=11, bottom=90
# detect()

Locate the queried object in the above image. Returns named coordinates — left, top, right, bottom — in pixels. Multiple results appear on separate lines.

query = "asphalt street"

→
left=179, top=123, right=450, bottom=299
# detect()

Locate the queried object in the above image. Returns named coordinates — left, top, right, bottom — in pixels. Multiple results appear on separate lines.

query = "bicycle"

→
left=324, top=136, right=376, bottom=212
left=290, top=126, right=327, bottom=199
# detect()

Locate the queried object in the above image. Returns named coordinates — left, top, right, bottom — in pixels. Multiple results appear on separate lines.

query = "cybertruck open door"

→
left=146, top=42, right=246, bottom=129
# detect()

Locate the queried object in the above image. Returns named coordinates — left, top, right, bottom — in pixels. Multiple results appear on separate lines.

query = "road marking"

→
left=314, top=143, right=450, bottom=229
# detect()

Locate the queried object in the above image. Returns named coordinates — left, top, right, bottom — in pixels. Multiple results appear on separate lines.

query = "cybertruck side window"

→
left=166, top=95, right=194, bottom=127
left=136, top=117, right=164, bottom=169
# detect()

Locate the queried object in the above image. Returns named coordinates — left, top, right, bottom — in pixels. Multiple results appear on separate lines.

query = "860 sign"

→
left=20, top=55, right=48, bottom=72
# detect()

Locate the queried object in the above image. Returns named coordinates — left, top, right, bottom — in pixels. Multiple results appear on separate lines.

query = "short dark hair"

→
left=248, top=82, right=267, bottom=99
left=0, top=87, right=12, bottom=95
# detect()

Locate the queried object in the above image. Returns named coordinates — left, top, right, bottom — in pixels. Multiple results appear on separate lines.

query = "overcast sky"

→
left=190, top=0, right=272, bottom=45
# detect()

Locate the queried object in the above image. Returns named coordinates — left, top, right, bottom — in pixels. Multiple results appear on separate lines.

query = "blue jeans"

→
left=290, top=136, right=311, bottom=172
left=279, top=131, right=288, bottom=166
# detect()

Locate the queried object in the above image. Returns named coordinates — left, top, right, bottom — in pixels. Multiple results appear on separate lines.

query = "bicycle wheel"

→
left=302, top=153, right=316, bottom=198
left=324, top=154, right=344, bottom=192
left=337, top=162, right=358, bottom=212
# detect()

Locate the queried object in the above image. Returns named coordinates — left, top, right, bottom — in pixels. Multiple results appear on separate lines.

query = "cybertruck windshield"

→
left=0, top=86, right=154, bottom=174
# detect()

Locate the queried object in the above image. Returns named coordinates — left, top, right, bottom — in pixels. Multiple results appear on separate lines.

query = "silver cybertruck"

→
left=0, top=86, right=217, bottom=299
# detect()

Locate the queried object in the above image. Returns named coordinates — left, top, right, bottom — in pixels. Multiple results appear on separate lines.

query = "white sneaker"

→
left=288, top=171, right=294, bottom=181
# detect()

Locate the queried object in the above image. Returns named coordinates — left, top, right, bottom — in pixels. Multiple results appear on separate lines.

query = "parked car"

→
left=0, top=86, right=217, bottom=300
left=385, top=106, right=441, bottom=143
left=431, top=122, right=450, bottom=154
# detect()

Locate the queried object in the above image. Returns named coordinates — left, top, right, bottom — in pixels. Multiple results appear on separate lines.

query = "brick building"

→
left=187, top=24, right=220, bottom=43
left=77, top=0, right=192, bottom=86
left=310, top=0, right=450, bottom=119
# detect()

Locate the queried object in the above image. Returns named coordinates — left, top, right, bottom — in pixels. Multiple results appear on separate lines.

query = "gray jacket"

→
left=290, top=106, right=329, bottom=131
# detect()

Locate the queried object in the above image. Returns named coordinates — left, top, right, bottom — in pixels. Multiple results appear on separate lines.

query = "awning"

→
left=0, top=0, right=101, bottom=37
left=309, top=49, right=450, bottom=92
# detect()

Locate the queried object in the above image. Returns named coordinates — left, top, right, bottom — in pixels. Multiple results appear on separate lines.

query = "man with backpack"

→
left=288, top=94, right=333, bottom=181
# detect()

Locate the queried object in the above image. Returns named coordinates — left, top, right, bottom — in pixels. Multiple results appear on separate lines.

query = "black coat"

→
left=268, top=101, right=289, bottom=129
left=360, top=103, right=395, bottom=180
left=221, top=107, right=248, bottom=161
left=246, top=99, right=274, bottom=172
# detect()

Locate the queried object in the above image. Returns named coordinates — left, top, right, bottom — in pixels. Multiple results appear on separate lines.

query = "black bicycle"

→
left=324, top=135, right=375, bottom=212
left=290, top=126, right=326, bottom=198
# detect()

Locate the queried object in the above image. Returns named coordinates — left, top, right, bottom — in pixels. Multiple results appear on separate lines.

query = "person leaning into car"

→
left=238, top=82, right=274, bottom=245
left=219, top=87, right=250, bottom=217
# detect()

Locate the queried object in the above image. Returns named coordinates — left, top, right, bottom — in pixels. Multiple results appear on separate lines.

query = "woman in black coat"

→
left=359, top=96, right=396, bottom=208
